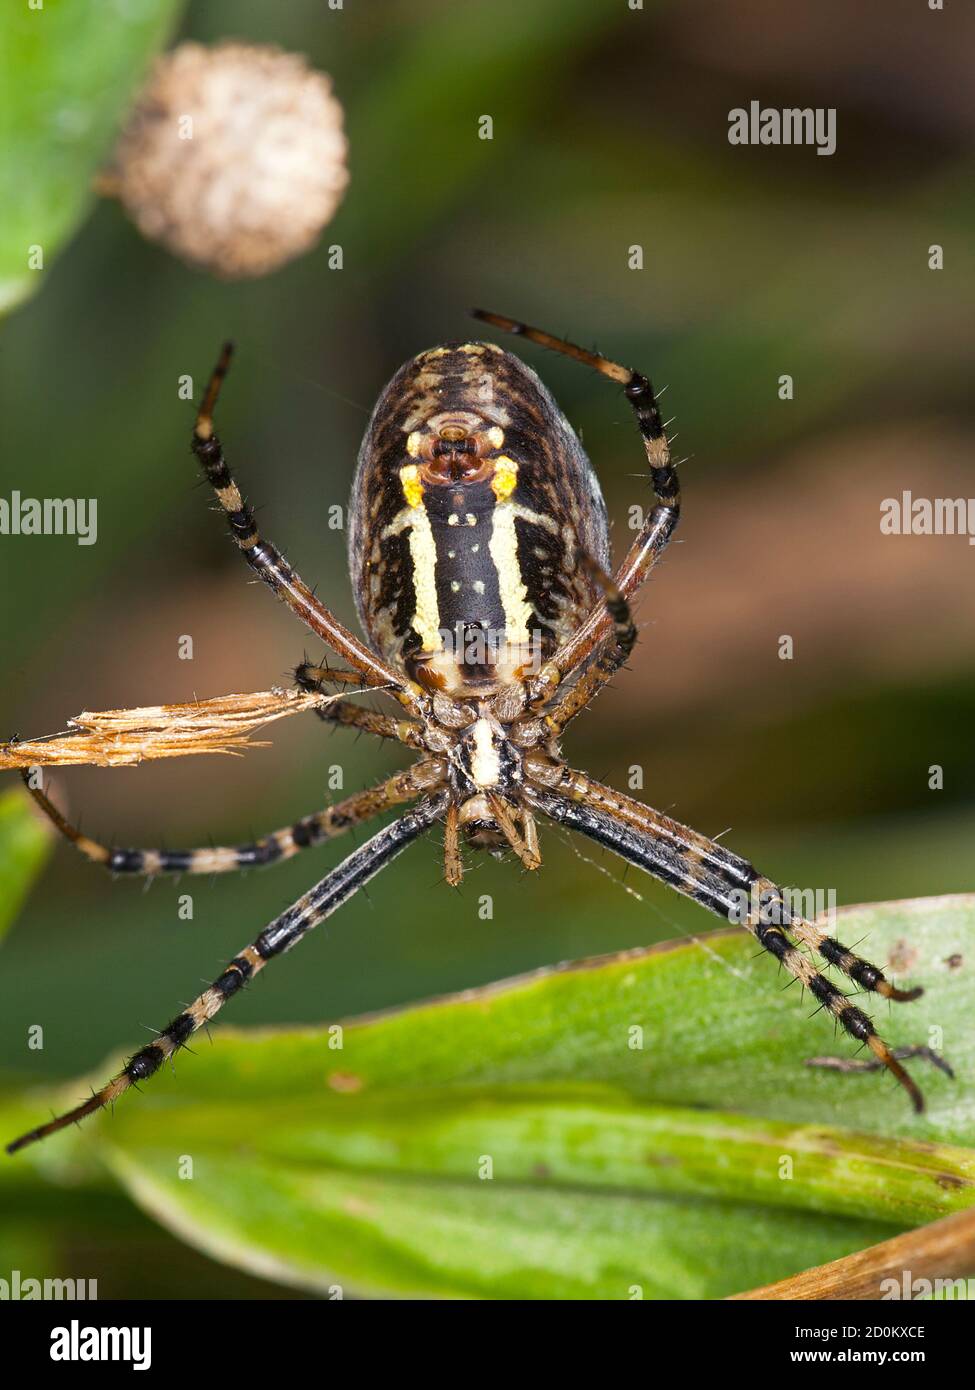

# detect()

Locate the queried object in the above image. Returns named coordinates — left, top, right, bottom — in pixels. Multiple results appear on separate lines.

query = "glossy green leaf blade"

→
left=0, top=0, right=184, bottom=313
left=0, top=790, right=51, bottom=944
left=105, top=1083, right=975, bottom=1220
left=107, top=1144, right=894, bottom=1301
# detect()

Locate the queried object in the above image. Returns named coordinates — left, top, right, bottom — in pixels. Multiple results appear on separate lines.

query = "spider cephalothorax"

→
left=8, top=310, right=948, bottom=1155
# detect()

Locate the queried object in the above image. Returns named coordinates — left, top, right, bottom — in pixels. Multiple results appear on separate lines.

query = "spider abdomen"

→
left=349, top=341, right=609, bottom=694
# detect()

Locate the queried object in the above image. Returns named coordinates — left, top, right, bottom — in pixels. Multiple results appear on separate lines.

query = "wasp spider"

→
left=8, top=311, right=944, bottom=1153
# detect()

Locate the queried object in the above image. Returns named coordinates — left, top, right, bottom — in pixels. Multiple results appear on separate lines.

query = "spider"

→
left=7, top=310, right=945, bottom=1155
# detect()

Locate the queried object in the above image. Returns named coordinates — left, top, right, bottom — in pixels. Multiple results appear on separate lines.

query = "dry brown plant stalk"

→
left=0, top=688, right=341, bottom=770
left=730, top=1205, right=975, bottom=1300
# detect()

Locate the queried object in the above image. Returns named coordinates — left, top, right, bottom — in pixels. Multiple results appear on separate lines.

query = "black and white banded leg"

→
left=191, top=344, right=425, bottom=719
left=470, top=309, right=680, bottom=704
left=22, top=762, right=445, bottom=876
left=526, top=774, right=943, bottom=1112
left=7, top=794, right=448, bottom=1153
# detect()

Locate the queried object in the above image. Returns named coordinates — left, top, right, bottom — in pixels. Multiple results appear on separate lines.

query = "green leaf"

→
left=8, top=894, right=975, bottom=1298
left=106, top=1140, right=898, bottom=1300
left=0, top=789, right=51, bottom=945
left=0, top=0, right=185, bottom=314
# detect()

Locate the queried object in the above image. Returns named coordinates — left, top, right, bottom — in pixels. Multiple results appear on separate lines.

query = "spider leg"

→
left=542, top=556, right=636, bottom=733
left=486, top=793, right=542, bottom=872
left=23, top=760, right=444, bottom=876
left=315, top=699, right=426, bottom=749
left=807, top=1046, right=955, bottom=1080
left=6, top=793, right=448, bottom=1154
left=527, top=761, right=924, bottom=1003
left=525, top=768, right=934, bottom=1113
left=192, top=344, right=425, bottom=719
left=521, top=805, right=540, bottom=867
left=293, top=663, right=379, bottom=691
left=443, top=803, right=463, bottom=887
left=470, top=310, right=680, bottom=702
left=294, top=662, right=425, bottom=750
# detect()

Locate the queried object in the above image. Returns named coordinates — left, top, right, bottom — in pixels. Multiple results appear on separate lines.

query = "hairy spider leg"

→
left=22, top=762, right=443, bottom=876
left=526, top=771, right=935, bottom=1112
left=294, top=662, right=425, bottom=750
left=486, top=793, right=543, bottom=872
left=806, top=1046, right=954, bottom=1080
left=469, top=310, right=680, bottom=705
left=7, top=795, right=448, bottom=1154
left=528, top=764, right=928, bottom=1009
left=544, top=555, right=638, bottom=733
left=192, top=344, right=426, bottom=720
left=442, top=803, right=463, bottom=888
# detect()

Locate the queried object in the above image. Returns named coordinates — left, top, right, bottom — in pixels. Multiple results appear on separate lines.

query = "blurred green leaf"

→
left=8, top=894, right=975, bottom=1297
left=106, top=1140, right=897, bottom=1300
left=0, top=0, right=184, bottom=313
left=98, top=1087, right=975, bottom=1225
left=0, top=789, right=51, bottom=945
left=96, top=1089, right=974, bottom=1300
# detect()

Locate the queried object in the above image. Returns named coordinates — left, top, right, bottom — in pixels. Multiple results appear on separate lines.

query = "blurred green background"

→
left=1, top=0, right=973, bottom=1295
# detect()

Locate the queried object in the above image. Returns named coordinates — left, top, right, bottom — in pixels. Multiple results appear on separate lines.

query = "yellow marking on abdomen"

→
left=491, top=455, right=519, bottom=503
left=399, top=463, right=424, bottom=509
left=489, top=497, right=532, bottom=645
left=396, top=465, right=440, bottom=652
